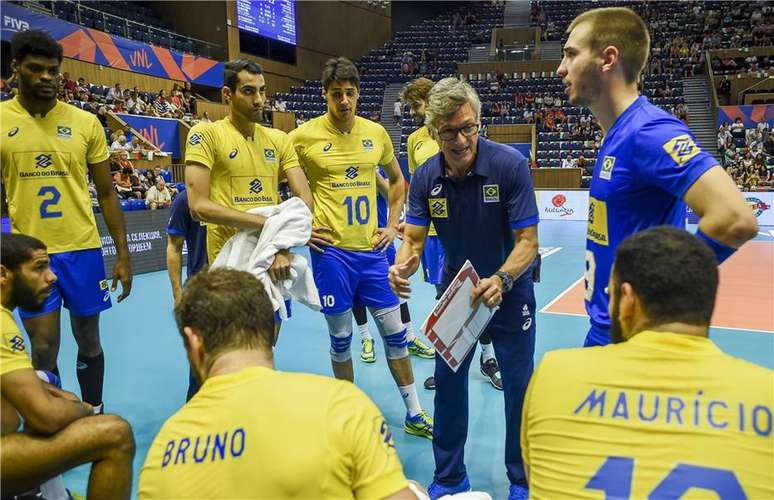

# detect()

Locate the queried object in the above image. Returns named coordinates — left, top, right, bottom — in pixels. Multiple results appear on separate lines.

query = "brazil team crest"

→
left=56, top=126, right=72, bottom=139
left=483, top=184, right=499, bottom=203
left=264, top=149, right=276, bottom=161
left=600, top=156, right=616, bottom=180
left=362, top=139, right=374, bottom=151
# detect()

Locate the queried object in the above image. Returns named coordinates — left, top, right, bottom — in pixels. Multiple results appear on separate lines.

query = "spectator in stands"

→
left=275, top=96, right=286, bottom=112
left=76, top=77, right=89, bottom=94
left=106, top=83, right=123, bottom=105
left=62, top=71, right=76, bottom=94
left=731, top=117, right=746, bottom=145
left=561, top=154, right=576, bottom=169
left=145, top=178, right=172, bottom=210
left=113, top=166, right=136, bottom=200
left=200, top=111, right=211, bottom=122
left=96, top=105, right=108, bottom=127
left=393, top=99, right=402, bottom=122
left=183, top=90, right=197, bottom=115
left=401, top=51, right=414, bottom=75
left=766, top=134, right=774, bottom=156
left=110, top=135, right=131, bottom=152
left=169, top=86, right=183, bottom=111
left=152, top=90, right=173, bottom=117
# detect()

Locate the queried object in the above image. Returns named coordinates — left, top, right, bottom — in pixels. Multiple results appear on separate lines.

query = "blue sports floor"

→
left=27, top=220, right=772, bottom=498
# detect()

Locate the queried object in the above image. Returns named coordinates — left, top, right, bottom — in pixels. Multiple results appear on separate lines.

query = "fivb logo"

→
left=3, top=16, right=30, bottom=32
left=140, top=125, right=165, bottom=150
left=130, top=49, right=153, bottom=69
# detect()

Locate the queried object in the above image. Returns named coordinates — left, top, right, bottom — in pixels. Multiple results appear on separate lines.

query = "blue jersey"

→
left=585, top=96, right=717, bottom=333
left=167, top=190, right=208, bottom=279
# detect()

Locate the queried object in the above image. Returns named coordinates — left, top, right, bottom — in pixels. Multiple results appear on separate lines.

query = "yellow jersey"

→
left=406, top=125, right=439, bottom=237
left=185, top=118, right=300, bottom=262
left=139, top=366, right=407, bottom=499
left=0, top=98, right=109, bottom=254
left=290, top=115, right=395, bottom=251
left=522, top=331, right=774, bottom=499
left=1, top=307, right=32, bottom=376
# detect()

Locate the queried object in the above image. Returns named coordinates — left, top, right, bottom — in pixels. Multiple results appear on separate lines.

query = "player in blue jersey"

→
left=353, top=170, right=434, bottom=363
left=557, top=7, right=758, bottom=346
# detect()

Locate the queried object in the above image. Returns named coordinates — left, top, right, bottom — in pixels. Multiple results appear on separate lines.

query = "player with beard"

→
left=1, top=30, right=132, bottom=414
left=1, top=233, right=135, bottom=500
left=521, top=226, right=773, bottom=498
left=556, top=8, right=757, bottom=347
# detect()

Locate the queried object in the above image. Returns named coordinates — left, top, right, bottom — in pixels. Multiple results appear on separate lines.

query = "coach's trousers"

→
left=432, top=280, right=536, bottom=486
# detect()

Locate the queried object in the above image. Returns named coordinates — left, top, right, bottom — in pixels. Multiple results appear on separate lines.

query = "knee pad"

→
left=370, top=306, right=408, bottom=359
left=325, top=310, right=353, bottom=362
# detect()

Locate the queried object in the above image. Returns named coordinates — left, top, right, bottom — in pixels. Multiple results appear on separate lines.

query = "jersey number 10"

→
left=343, top=195, right=370, bottom=225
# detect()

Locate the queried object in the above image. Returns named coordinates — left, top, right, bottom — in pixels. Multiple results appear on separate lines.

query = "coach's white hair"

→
left=424, top=77, right=481, bottom=134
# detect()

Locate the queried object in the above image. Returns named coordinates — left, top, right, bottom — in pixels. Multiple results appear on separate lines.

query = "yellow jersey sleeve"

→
left=276, top=129, right=300, bottom=172
left=379, top=125, right=395, bottom=167
left=86, top=114, right=110, bottom=164
left=184, top=123, right=217, bottom=169
left=328, top=383, right=407, bottom=499
left=1, top=308, right=32, bottom=376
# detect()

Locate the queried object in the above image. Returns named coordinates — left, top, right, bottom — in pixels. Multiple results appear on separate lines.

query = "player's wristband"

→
left=695, top=229, right=736, bottom=264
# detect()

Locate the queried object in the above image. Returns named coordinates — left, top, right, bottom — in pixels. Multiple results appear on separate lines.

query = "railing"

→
left=704, top=51, right=719, bottom=131
left=47, top=0, right=226, bottom=60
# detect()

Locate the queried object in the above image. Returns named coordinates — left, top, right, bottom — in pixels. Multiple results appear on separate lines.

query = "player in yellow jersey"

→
left=184, top=58, right=313, bottom=332
left=1, top=233, right=135, bottom=500
left=400, top=77, right=503, bottom=392
left=522, top=226, right=774, bottom=499
left=139, top=268, right=415, bottom=500
left=0, top=30, right=132, bottom=414
left=289, top=58, right=432, bottom=439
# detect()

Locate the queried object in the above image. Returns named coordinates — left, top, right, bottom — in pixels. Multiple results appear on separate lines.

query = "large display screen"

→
left=236, top=0, right=297, bottom=45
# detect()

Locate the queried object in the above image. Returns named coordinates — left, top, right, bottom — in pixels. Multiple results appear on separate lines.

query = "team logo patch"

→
left=428, top=198, right=448, bottom=218
left=362, top=139, right=374, bottom=151
left=249, top=178, right=264, bottom=194
left=522, top=304, right=530, bottom=317
left=9, top=335, right=25, bottom=353
left=415, top=141, right=424, bottom=151
left=263, top=149, right=276, bottom=161
left=345, top=166, right=359, bottom=179
left=323, top=142, right=333, bottom=152
left=587, top=196, right=609, bottom=246
left=483, top=184, right=499, bottom=203
left=229, top=148, right=239, bottom=159
left=430, top=184, right=443, bottom=196
left=35, top=153, right=53, bottom=168
left=663, top=134, right=700, bottom=166
left=99, top=279, right=109, bottom=291
left=746, top=197, right=771, bottom=218
left=188, top=133, right=202, bottom=145
left=8, top=127, right=19, bottom=137
left=600, top=156, right=615, bottom=181
left=56, top=126, right=72, bottom=138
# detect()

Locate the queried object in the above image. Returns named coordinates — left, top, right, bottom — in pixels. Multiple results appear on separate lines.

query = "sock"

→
left=357, top=323, right=373, bottom=342
left=76, top=351, right=104, bottom=407
left=404, top=321, right=416, bottom=343
left=399, top=383, right=422, bottom=417
left=92, top=402, right=104, bottom=415
left=481, top=341, right=495, bottom=363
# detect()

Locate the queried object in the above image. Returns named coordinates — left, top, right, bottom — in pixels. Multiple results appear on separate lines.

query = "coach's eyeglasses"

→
left=438, top=123, right=480, bottom=141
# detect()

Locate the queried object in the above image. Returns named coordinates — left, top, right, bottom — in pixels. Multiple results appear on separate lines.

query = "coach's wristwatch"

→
left=494, top=271, right=515, bottom=293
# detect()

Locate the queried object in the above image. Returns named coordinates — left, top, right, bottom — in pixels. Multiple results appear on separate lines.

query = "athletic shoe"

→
left=427, top=476, right=471, bottom=500
left=508, top=483, right=529, bottom=500
left=360, top=338, right=375, bottom=363
left=424, top=376, right=436, bottom=390
left=480, top=355, right=503, bottom=391
left=404, top=410, right=433, bottom=439
left=68, top=490, right=86, bottom=500
left=408, top=337, right=435, bottom=359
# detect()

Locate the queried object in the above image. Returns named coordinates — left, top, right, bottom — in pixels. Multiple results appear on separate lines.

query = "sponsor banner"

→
left=96, top=208, right=170, bottom=278
left=717, top=105, right=774, bottom=128
left=536, top=190, right=589, bottom=221
left=118, top=114, right=180, bottom=158
left=2, top=3, right=223, bottom=87
left=688, top=192, right=772, bottom=226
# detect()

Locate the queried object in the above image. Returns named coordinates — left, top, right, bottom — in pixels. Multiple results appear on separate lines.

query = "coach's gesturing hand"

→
left=389, top=255, right=418, bottom=299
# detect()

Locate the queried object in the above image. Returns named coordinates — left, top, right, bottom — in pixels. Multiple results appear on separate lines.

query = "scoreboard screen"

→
left=236, top=0, right=297, bottom=45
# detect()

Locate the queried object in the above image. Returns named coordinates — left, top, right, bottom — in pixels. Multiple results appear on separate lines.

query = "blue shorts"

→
left=584, top=324, right=611, bottom=347
left=19, top=248, right=111, bottom=319
left=275, top=299, right=292, bottom=324
left=421, top=236, right=445, bottom=285
left=310, top=246, right=399, bottom=315
left=385, top=243, right=396, bottom=266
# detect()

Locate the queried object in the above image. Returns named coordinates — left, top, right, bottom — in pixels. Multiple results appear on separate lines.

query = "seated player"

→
left=139, top=268, right=416, bottom=500
left=522, top=226, right=774, bottom=498
left=1, top=234, right=135, bottom=500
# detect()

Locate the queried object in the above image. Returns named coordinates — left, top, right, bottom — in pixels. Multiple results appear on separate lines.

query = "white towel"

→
left=211, top=197, right=320, bottom=320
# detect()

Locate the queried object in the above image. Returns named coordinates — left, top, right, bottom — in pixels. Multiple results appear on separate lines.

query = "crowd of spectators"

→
left=104, top=155, right=177, bottom=209
left=718, top=119, right=774, bottom=190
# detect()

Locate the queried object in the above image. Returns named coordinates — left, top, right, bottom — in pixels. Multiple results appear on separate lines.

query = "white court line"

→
left=539, top=276, right=584, bottom=314
left=539, top=246, right=563, bottom=259
left=710, top=325, right=774, bottom=334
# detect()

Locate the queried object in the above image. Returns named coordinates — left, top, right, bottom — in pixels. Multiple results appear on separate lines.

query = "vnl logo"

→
left=130, top=49, right=153, bottom=69
left=140, top=126, right=165, bottom=151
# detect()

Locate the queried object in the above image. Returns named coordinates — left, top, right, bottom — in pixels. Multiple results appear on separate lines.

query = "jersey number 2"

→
left=38, top=186, right=63, bottom=219
left=343, top=195, right=370, bottom=225
left=586, top=456, right=746, bottom=499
